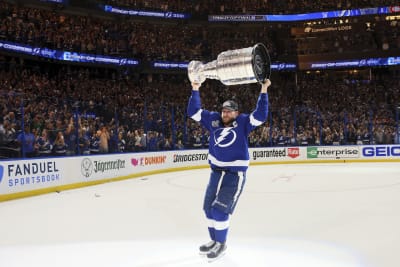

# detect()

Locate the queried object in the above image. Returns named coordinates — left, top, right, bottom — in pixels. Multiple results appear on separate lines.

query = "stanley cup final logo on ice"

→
left=188, top=43, right=271, bottom=86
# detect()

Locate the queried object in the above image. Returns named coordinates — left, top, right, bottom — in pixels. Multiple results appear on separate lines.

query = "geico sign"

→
left=362, top=146, right=400, bottom=157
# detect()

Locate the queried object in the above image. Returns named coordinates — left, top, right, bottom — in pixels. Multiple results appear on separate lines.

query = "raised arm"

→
left=249, top=79, right=271, bottom=128
left=187, top=82, right=203, bottom=121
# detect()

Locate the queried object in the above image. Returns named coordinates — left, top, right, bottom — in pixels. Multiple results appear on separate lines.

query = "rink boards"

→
left=0, top=144, right=399, bottom=201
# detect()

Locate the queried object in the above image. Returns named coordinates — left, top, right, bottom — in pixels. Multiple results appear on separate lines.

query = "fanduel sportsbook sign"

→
left=1, top=161, right=62, bottom=187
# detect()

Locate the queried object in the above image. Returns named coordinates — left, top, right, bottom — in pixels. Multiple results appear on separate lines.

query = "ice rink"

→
left=1, top=162, right=400, bottom=267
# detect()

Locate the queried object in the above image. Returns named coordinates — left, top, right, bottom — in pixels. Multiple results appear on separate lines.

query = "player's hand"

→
left=191, top=82, right=202, bottom=91
left=261, top=79, right=271, bottom=93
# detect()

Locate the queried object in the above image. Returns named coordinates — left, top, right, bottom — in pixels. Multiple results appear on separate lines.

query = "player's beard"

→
left=222, top=116, right=235, bottom=127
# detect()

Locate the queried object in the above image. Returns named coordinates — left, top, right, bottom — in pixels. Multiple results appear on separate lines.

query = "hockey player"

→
left=187, top=79, right=271, bottom=261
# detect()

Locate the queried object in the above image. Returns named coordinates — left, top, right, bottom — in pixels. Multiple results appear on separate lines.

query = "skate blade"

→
left=199, top=251, right=208, bottom=256
left=207, top=250, right=226, bottom=263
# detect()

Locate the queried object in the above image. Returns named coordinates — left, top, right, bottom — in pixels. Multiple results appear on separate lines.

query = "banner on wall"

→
left=361, top=145, right=400, bottom=157
left=250, top=147, right=302, bottom=161
left=1, top=145, right=400, bottom=199
left=0, top=150, right=209, bottom=196
left=306, top=146, right=359, bottom=159
left=0, top=159, right=65, bottom=194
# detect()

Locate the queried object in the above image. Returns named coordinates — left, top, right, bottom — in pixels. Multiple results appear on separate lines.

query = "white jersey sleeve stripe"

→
left=191, top=109, right=203, bottom=122
left=208, top=154, right=250, bottom=167
left=250, top=113, right=263, bottom=126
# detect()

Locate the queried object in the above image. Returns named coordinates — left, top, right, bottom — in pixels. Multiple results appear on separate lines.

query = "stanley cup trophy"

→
left=188, top=43, right=271, bottom=86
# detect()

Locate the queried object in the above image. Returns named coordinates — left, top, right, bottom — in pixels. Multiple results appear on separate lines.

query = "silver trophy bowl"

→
left=188, top=43, right=271, bottom=86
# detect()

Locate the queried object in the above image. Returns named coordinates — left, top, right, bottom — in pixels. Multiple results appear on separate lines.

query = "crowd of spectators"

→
left=0, top=1, right=399, bottom=159
left=1, top=1, right=399, bottom=64
left=0, top=1, right=280, bottom=62
left=250, top=71, right=400, bottom=147
left=100, top=0, right=399, bottom=15
left=0, top=56, right=399, bottom=158
left=0, top=57, right=188, bottom=157
left=1, top=1, right=399, bottom=63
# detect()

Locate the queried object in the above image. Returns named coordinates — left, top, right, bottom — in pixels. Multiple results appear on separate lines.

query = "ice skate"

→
left=199, top=240, right=216, bottom=255
left=206, top=242, right=226, bottom=262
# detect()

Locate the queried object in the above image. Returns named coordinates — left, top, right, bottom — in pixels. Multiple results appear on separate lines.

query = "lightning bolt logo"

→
left=214, top=127, right=236, bottom=147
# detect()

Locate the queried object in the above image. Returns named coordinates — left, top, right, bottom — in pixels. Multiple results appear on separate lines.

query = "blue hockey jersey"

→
left=187, top=90, right=268, bottom=171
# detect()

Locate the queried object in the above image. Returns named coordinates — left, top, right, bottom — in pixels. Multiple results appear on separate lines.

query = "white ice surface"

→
left=1, top=162, right=400, bottom=267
